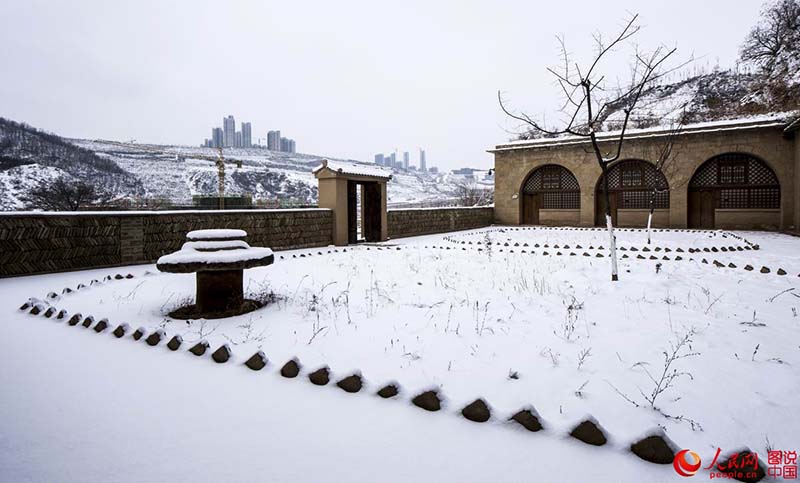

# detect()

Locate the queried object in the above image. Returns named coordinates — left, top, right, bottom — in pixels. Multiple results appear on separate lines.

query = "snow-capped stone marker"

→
left=777, top=268, right=787, bottom=275
left=156, top=229, right=274, bottom=319
left=308, top=367, right=330, bottom=386
left=509, top=409, right=543, bottom=432
left=93, top=319, right=109, bottom=333
left=729, top=263, right=737, bottom=268
left=67, top=314, right=82, bottom=326
left=29, top=304, right=43, bottom=315
left=167, top=335, right=182, bottom=351
left=133, top=328, right=146, bottom=340
left=280, top=359, right=300, bottom=378
left=376, top=384, right=399, bottom=399
left=56, top=309, right=68, bottom=320
left=745, top=264, right=754, bottom=271
left=630, top=434, right=676, bottom=464
left=411, top=390, right=441, bottom=412
left=760, top=266, right=770, bottom=274
left=189, top=340, right=209, bottom=356
left=337, top=374, right=363, bottom=393
left=113, top=324, right=128, bottom=338
left=244, top=351, right=268, bottom=371
left=81, top=316, right=94, bottom=328
left=461, top=398, right=491, bottom=423
left=211, top=344, right=231, bottom=363
left=145, top=330, right=164, bottom=346
left=569, top=419, right=607, bottom=446
left=43, top=307, right=56, bottom=318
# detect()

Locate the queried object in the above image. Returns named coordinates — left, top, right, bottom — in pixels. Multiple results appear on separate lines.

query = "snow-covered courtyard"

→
left=3, top=226, right=799, bottom=482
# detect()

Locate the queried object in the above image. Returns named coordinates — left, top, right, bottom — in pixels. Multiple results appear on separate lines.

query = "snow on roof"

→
left=490, top=113, right=796, bottom=152
left=312, top=159, right=392, bottom=180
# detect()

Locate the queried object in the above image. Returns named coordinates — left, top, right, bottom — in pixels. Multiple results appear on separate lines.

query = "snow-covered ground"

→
left=2, top=226, right=799, bottom=482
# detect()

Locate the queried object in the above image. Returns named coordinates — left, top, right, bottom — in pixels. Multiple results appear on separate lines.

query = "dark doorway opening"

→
left=347, top=180, right=382, bottom=243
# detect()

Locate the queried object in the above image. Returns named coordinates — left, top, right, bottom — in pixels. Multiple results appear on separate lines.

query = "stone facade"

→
left=388, top=207, right=494, bottom=239
left=492, top=119, right=799, bottom=231
left=0, top=209, right=333, bottom=277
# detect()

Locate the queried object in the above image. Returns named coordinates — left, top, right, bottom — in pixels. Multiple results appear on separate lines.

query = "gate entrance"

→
left=314, top=160, right=392, bottom=246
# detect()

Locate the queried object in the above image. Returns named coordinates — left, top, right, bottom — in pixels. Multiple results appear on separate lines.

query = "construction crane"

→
left=214, top=147, right=242, bottom=209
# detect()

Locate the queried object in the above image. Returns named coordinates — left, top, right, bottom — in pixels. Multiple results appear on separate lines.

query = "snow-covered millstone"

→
left=156, top=229, right=274, bottom=319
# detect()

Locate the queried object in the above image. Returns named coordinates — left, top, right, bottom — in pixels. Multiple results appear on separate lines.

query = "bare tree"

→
left=453, top=178, right=493, bottom=207
left=23, top=177, right=112, bottom=211
left=740, top=0, right=800, bottom=81
left=641, top=110, right=688, bottom=244
left=499, top=14, right=681, bottom=281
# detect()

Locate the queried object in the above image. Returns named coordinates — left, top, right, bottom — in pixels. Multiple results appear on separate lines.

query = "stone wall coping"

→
left=0, top=208, right=332, bottom=218
left=388, top=206, right=493, bottom=213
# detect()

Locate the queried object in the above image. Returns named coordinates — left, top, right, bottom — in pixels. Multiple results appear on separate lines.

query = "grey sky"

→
left=0, top=0, right=762, bottom=170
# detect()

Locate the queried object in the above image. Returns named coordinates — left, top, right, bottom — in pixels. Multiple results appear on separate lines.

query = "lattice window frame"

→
left=689, top=153, right=780, bottom=209
left=522, top=165, right=580, bottom=210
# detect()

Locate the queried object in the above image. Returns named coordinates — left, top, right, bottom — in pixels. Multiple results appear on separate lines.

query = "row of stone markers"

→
left=16, top=297, right=768, bottom=480
left=443, top=228, right=757, bottom=253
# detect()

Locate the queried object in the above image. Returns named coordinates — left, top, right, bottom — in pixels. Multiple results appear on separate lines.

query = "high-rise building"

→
left=420, top=148, right=427, bottom=172
left=223, top=115, right=236, bottom=147
left=389, top=152, right=396, bottom=167
left=267, top=130, right=281, bottom=150
left=287, top=139, right=296, bottom=153
left=374, top=153, right=384, bottom=166
left=241, top=122, right=252, bottom=148
left=235, top=131, right=243, bottom=148
left=403, top=151, right=410, bottom=170
left=212, top=128, right=224, bottom=148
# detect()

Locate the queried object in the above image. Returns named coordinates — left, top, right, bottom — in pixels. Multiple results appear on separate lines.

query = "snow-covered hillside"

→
left=69, top=140, right=491, bottom=208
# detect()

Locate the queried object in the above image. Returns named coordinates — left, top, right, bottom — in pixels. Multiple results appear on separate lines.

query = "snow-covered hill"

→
left=70, top=139, right=491, bottom=208
left=0, top=117, right=492, bottom=210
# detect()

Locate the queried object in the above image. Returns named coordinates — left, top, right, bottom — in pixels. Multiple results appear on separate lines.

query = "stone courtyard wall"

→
left=0, top=209, right=333, bottom=277
left=388, top=206, right=493, bottom=239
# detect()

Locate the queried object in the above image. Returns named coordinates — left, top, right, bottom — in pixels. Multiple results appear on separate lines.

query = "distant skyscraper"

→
left=235, top=131, right=243, bottom=148
left=288, top=139, right=296, bottom=153
left=419, top=149, right=427, bottom=172
left=389, top=152, right=396, bottom=167
left=241, top=122, right=252, bottom=148
left=374, top=153, right=384, bottom=166
left=223, top=115, right=235, bottom=147
left=403, top=151, right=410, bottom=170
left=267, top=130, right=281, bottom=150
left=212, top=127, right=224, bottom=148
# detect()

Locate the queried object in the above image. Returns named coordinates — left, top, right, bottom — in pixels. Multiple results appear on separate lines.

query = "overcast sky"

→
left=0, top=1, right=763, bottom=170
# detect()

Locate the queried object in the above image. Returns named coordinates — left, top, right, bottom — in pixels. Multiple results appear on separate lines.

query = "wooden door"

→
left=347, top=180, right=357, bottom=244
left=522, top=194, right=539, bottom=224
left=362, top=182, right=382, bottom=242
left=700, top=190, right=715, bottom=229
left=596, top=192, right=617, bottom=226
left=688, top=190, right=701, bottom=228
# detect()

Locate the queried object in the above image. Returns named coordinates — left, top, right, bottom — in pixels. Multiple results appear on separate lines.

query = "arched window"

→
left=689, top=153, right=780, bottom=209
left=597, top=159, right=669, bottom=209
left=595, top=159, right=669, bottom=226
left=521, top=165, right=580, bottom=225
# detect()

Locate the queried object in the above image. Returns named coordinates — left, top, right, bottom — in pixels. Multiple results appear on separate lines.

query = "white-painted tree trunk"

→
left=605, top=214, right=619, bottom=281
left=646, top=210, right=653, bottom=245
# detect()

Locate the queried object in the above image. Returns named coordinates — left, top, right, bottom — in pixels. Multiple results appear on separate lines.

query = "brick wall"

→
left=0, top=209, right=333, bottom=277
left=388, top=207, right=493, bottom=239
